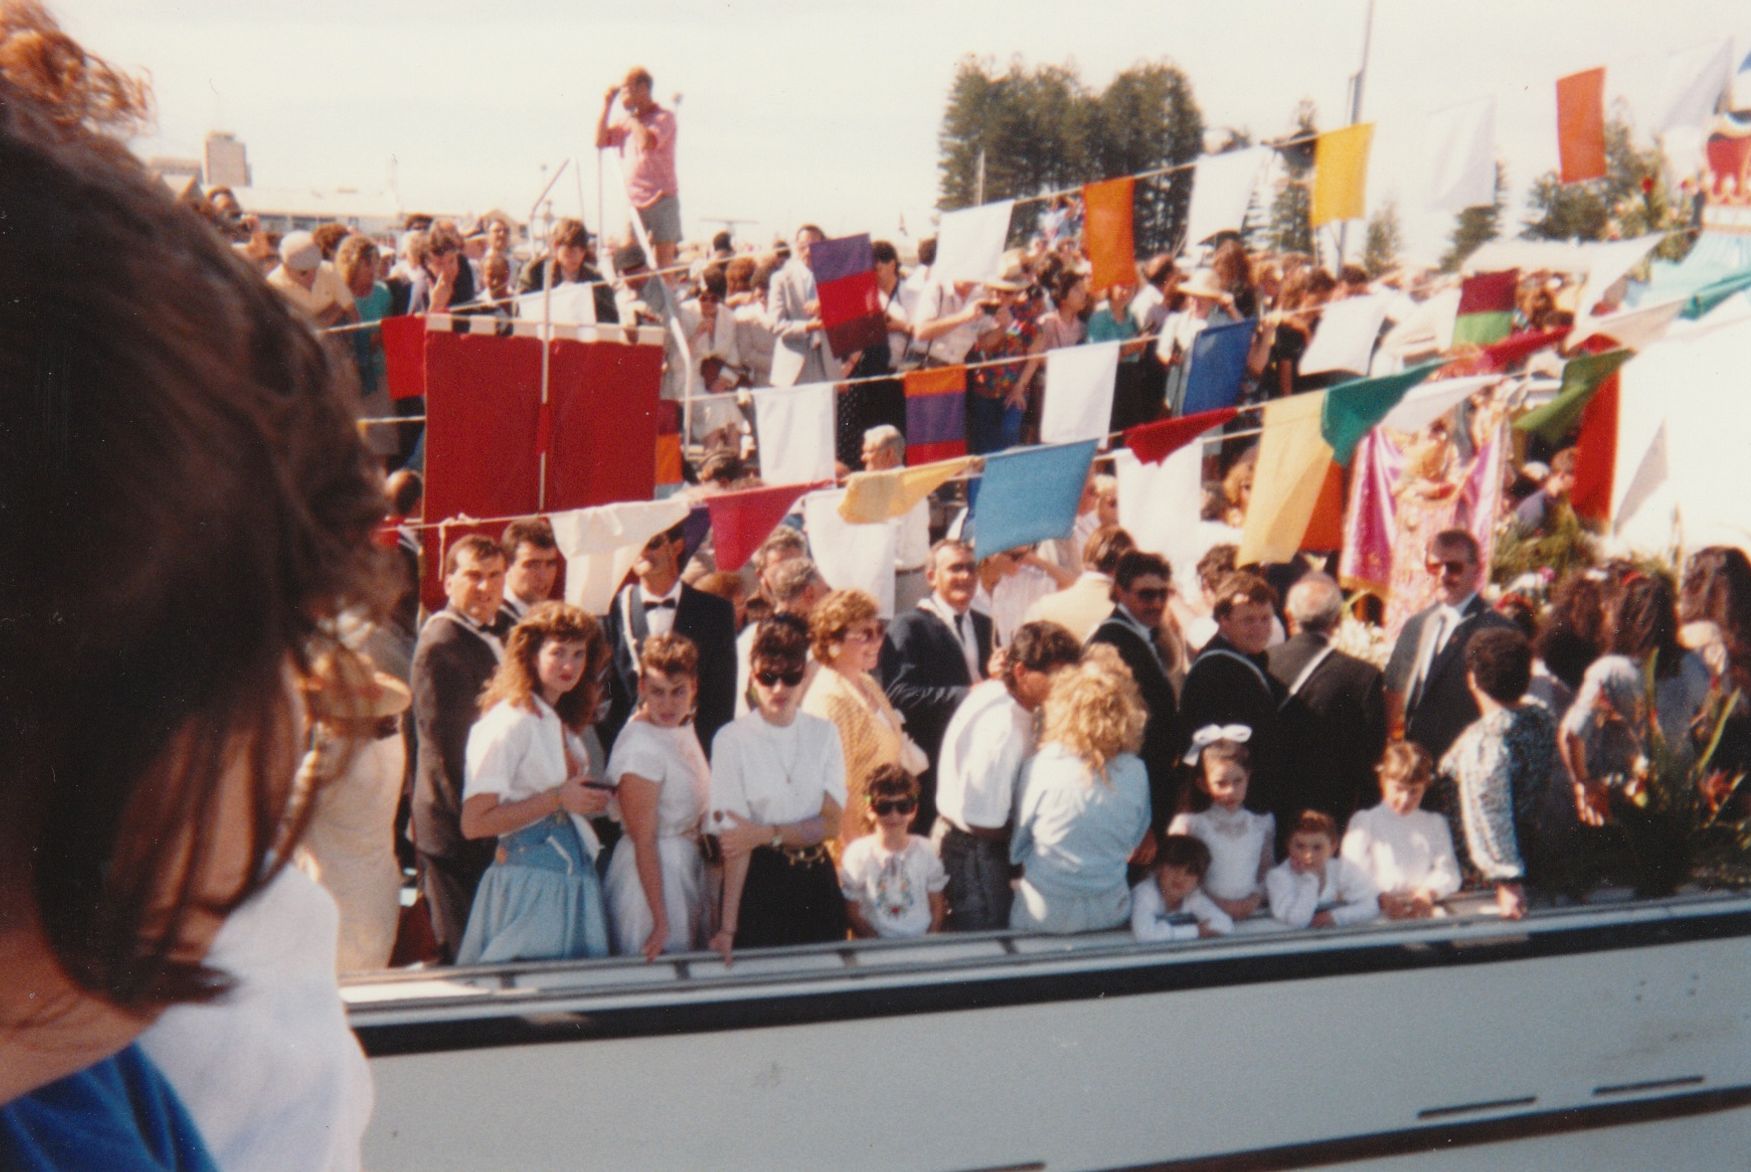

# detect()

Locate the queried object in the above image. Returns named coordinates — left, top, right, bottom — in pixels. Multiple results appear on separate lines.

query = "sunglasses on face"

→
left=754, top=667, right=806, bottom=688
left=871, top=798, right=917, bottom=816
left=1131, top=587, right=1170, bottom=603
left=1426, top=559, right=1472, bottom=575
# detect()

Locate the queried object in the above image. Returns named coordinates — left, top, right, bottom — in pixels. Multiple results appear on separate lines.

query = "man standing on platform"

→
left=410, top=535, right=507, bottom=962
left=596, top=66, right=681, bottom=273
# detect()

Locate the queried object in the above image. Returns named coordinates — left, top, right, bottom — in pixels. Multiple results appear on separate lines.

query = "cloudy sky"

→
left=53, top=0, right=1751, bottom=261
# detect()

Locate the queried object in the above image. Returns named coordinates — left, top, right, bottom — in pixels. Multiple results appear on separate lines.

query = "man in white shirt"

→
left=934, top=621, right=1083, bottom=930
left=861, top=424, right=932, bottom=612
left=911, top=276, right=992, bottom=367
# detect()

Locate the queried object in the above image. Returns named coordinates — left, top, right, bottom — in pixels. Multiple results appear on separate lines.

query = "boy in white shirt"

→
left=840, top=766, right=948, bottom=939
left=1340, top=742, right=1461, bottom=919
left=1267, top=810, right=1379, bottom=929
left=1131, top=834, right=1234, bottom=943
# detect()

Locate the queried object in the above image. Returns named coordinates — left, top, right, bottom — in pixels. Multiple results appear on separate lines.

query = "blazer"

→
left=602, top=581, right=738, bottom=758
left=1385, top=595, right=1517, bottom=763
left=1268, top=630, right=1388, bottom=826
left=766, top=259, right=841, bottom=387
left=1087, top=608, right=1180, bottom=830
left=1176, top=634, right=1286, bottom=820
left=409, top=610, right=501, bottom=863
left=878, top=604, right=993, bottom=765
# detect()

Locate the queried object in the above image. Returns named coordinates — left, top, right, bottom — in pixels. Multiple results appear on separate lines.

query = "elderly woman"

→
left=709, top=615, right=848, bottom=960
left=802, top=589, right=928, bottom=844
left=1009, top=652, right=1153, bottom=934
left=1, top=8, right=385, bottom=1162
left=1439, top=629, right=1567, bottom=920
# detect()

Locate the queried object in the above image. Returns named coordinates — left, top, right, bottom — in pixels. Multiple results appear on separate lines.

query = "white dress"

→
left=603, top=719, right=712, bottom=955
left=293, top=730, right=405, bottom=972
left=1168, top=805, right=1275, bottom=904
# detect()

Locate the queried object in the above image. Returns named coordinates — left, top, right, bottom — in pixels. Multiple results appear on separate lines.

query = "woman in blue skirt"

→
left=457, top=603, right=615, bottom=964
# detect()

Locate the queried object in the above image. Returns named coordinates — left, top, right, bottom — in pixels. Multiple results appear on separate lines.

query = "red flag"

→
left=706, top=481, right=826, bottom=573
left=1124, top=406, right=1239, bottom=464
left=1570, top=372, right=1618, bottom=523
left=1478, top=326, right=1570, bottom=373
left=1557, top=68, right=1607, bottom=184
left=1082, top=177, right=1136, bottom=294
left=381, top=314, right=427, bottom=400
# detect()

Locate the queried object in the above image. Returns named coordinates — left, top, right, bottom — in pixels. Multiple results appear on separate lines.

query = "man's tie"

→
left=644, top=598, right=677, bottom=612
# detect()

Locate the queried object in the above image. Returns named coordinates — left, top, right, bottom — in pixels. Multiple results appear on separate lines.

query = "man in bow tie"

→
left=602, top=521, right=737, bottom=758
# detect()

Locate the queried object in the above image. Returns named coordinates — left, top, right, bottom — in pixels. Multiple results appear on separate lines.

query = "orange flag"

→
left=1557, top=68, right=1607, bottom=184
left=1081, top=177, right=1136, bottom=293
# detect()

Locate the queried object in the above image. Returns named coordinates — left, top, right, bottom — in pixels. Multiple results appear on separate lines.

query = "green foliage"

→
left=1362, top=200, right=1402, bottom=277
left=935, top=55, right=1203, bottom=254
left=1439, top=162, right=1506, bottom=273
left=1521, top=110, right=1689, bottom=260
left=1490, top=503, right=1598, bottom=587
left=1267, top=101, right=1317, bottom=256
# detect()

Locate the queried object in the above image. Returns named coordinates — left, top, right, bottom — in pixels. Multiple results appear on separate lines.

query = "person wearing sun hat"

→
left=964, top=248, right=1043, bottom=453
left=267, top=228, right=355, bottom=327
left=292, top=645, right=414, bottom=973
left=1157, top=266, right=1238, bottom=414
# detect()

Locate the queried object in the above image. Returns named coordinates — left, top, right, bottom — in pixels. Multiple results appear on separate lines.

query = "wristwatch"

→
left=769, top=825, right=784, bottom=850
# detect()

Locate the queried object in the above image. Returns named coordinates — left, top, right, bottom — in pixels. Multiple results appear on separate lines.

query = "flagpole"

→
left=1338, top=0, right=1375, bottom=265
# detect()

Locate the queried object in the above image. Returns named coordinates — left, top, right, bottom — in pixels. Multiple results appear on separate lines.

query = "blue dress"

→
left=0, top=1043, right=216, bottom=1171
left=456, top=810, right=610, bottom=964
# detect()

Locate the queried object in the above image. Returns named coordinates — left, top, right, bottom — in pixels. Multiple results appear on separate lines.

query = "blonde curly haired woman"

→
left=1009, top=650, right=1152, bottom=934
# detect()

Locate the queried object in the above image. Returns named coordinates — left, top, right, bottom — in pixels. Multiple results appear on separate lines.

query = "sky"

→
left=52, top=0, right=1751, bottom=264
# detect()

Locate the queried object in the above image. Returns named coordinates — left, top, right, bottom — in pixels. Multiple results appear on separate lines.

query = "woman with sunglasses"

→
left=708, top=615, right=848, bottom=961
left=802, top=589, right=928, bottom=846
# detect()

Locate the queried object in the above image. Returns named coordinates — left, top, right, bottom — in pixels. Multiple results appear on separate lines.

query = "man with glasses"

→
left=603, top=522, right=737, bottom=758
left=1089, top=551, right=1182, bottom=839
left=1385, top=528, right=1515, bottom=762
left=879, top=539, right=994, bottom=833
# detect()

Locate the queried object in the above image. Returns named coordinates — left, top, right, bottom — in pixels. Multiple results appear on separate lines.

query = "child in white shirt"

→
left=1268, top=810, right=1379, bottom=929
left=1340, top=742, right=1461, bottom=919
left=839, top=765, right=948, bottom=939
left=1131, top=834, right=1234, bottom=943
left=1166, top=730, right=1274, bottom=920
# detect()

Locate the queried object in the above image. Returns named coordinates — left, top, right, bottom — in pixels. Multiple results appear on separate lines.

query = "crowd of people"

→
left=5, top=5, right=1746, bottom=1166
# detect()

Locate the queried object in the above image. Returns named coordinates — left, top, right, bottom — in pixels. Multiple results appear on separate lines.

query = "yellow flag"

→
left=1310, top=123, right=1373, bottom=228
left=1238, top=393, right=1334, bottom=565
left=839, top=456, right=975, bottom=524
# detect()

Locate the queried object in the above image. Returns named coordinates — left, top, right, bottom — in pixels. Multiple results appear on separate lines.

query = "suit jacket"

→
left=1087, top=608, right=1180, bottom=830
left=1025, top=573, right=1116, bottom=642
left=1176, top=634, right=1286, bottom=819
left=409, top=610, right=501, bottom=864
left=1385, top=595, right=1517, bottom=763
left=878, top=604, right=993, bottom=765
left=602, top=581, right=738, bottom=758
left=1268, top=630, right=1387, bottom=826
left=767, top=258, right=841, bottom=387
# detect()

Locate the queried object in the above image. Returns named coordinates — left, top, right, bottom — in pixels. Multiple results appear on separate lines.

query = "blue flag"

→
left=1182, top=317, right=1256, bottom=416
left=970, top=440, right=1098, bottom=559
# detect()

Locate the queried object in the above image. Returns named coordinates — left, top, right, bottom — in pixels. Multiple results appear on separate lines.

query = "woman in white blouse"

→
left=603, top=633, right=712, bottom=960
left=455, top=603, right=614, bottom=964
left=708, top=615, right=848, bottom=961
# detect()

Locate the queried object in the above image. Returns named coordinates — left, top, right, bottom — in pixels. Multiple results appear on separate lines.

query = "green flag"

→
left=1682, top=269, right=1751, bottom=320
left=1513, top=348, right=1633, bottom=445
left=1319, top=361, right=1444, bottom=465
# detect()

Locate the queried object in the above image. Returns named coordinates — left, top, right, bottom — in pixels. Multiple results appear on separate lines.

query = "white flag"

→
left=752, top=382, right=836, bottom=487
left=1299, top=294, right=1389, bottom=377
left=933, top=200, right=1015, bottom=284
left=1184, top=147, right=1268, bottom=250
left=1422, top=98, right=1496, bottom=213
left=550, top=497, right=692, bottom=615
left=1041, top=341, right=1121, bottom=445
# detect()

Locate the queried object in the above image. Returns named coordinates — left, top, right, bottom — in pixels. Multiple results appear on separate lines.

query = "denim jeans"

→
left=934, top=823, right=1014, bottom=932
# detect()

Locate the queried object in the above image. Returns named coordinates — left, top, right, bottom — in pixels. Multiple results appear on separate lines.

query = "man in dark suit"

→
left=1269, top=573, right=1387, bottom=830
left=410, top=534, right=507, bottom=962
left=1385, top=528, right=1516, bottom=764
left=1177, top=571, right=1286, bottom=823
left=1087, top=550, right=1180, bottom=834
left=602, top=520, right=737, bottom=758
left=879, top=538, right=992, bottom=833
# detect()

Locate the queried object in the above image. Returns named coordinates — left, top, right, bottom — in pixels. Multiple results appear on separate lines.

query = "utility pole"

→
left=1337, top=0, right=1375, bottom=265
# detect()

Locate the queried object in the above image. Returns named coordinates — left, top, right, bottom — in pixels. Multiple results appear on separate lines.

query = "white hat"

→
left=279, top=230, right=321, bottom=274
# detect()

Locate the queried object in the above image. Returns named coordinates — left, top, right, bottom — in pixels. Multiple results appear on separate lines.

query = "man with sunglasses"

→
left=1384, top=528, right=1515, bottom=762
left=1088, top=551, right=1182, bottom=840
left=879, top=539, right=994, bottom=833
left=602, top=522, right=737, bottom=759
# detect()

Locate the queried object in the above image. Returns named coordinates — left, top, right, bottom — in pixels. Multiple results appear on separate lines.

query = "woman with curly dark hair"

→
left=456, top=603, right=615, bottom=964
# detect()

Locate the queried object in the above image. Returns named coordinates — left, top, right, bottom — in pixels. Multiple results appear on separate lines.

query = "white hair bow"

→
left=1182, top=723, right=1252, bottom=764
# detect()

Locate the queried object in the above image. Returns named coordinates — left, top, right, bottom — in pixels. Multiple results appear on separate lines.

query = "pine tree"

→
left=1268, top=101, right=1317, bottom=257
left=1440, top=162, right=1506, bottom=272
left=1362, top=200, right=1402, bottom=277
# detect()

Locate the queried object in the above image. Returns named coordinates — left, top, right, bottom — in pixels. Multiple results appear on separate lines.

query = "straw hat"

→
left=984, top=248, right=1031, bottom=292
left=1179, top=268, right=1229, bottom=302
left=302, top=647, right=412, bottom=722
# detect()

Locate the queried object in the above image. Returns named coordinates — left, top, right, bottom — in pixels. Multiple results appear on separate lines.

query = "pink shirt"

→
left=604, top=105, right=678, bottom=208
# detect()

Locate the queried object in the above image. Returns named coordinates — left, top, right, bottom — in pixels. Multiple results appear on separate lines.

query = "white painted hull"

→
left=347, top=893, right=1751, bottom=1169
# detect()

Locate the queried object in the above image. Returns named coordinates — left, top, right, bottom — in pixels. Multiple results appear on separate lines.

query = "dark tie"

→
left=644, top=598, right=677, bottom=612
left=952, top=612, right=965, bottom=640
